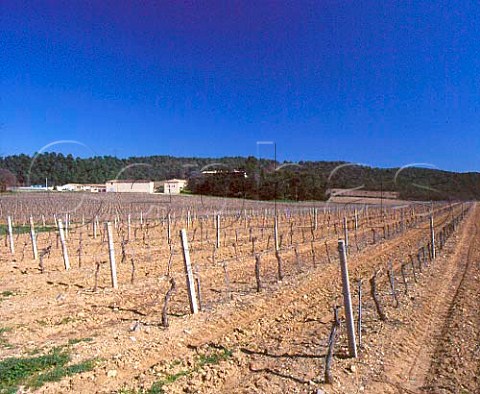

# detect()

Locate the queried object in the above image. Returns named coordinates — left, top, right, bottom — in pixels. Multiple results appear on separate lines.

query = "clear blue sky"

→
left=2, top=1, right=480, bottom=172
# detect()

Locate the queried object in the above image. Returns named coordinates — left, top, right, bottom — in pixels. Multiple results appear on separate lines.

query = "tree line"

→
left=0, top=153, right=479, bottom=201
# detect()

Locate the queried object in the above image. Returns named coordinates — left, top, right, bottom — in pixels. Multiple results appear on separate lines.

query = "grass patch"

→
left=1, top=291, right=14, bottom=298
left=0, top=292, right=15, bottom=304
left=197, top=346, right=232, bottom=368
left=146, top=380, right=170, bottom=394
left=34, top=317, right=80, bottom=327
left=117, top=388, right=137, bottom=394
left=0, top=344, right=97, bottom=393
left=0, top=328, right=12, bottom=335
left=58, top=316, right=76, bottom=325
left=68, top=337, right=93, bottom=346
left=29, top=358, right=97, bottom=389
left=26, top=347, right=42, bottom=356
left=0, top=327, right=13, bottom=349
left=0, top=224, right=55, bottom=236
left=117, top=345, right=233, bottom=394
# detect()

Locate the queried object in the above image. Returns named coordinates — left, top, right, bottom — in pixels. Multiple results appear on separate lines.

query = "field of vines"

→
left=0, top=192, right=475, bottom=394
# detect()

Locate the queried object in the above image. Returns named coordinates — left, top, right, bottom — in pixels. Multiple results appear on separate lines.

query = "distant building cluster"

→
left=1, top=163, right=254, bottom=195
left=4, top=172, right=265, bottom=195
left=8, top=185, right=53, bottom=192
left=50, top=179, right=189, bottom=194
left=56, top=183, right=106, bottom=192
left=4, top=170, right=249, bottom=195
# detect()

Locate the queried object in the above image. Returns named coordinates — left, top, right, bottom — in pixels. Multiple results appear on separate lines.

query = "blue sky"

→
left=2, top=1, right=480, bottom=172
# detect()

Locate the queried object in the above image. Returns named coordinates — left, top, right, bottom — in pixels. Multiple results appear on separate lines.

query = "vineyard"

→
left=0, top=192, right=477, bottom=393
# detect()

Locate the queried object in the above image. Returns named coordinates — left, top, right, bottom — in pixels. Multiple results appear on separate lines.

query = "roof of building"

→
left=164, top=179, right=187, bottom=184
left=106, top=179, right=153, bottom=184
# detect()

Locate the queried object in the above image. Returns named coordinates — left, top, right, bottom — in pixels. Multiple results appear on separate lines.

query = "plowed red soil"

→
left=0, top=199, right=476, bottom=394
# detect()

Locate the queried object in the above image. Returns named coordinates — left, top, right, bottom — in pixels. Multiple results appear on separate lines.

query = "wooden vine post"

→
left=180, top=229, right=199, bottom=314
left=274, top=216, right=279, bottom=252
left=93, top=216, right=98, bottom=239
left=343, top=217, right=349, bottom=253
left=255, top=254, right=262, bottom=292
left=64, top=213, right=69, bottom=240
left=430, top=215, right=436, bottom=260
left=337, top=239, right=357, bottom=358
left=127, top=214, right=132, bottom=241
left=7, top=216, right=14, bottom=255
left=57, top=219, right=70, bottom=270
left=106, top=221, right=118, bottom=288
left=30, top=216, right=38, bottom=260
left=215, top=214, right=221, bottom=249
left=357, top=279, right=363, bottom=348
left=275, top=250, right=284, bottom=281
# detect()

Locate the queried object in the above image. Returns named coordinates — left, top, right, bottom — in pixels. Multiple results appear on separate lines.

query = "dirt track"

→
left=348, top=203, right=479, bottom=394
left=423, top=211, right=480, bottom=393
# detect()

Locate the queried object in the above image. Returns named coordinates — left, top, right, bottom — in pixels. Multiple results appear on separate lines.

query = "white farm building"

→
left=163, top=179, right=187, bottom=194
left=106, top=179, right=154, bottom=193
left=57, top=183, right=106, bottom=192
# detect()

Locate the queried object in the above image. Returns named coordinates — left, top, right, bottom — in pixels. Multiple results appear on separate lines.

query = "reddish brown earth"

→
left=161, top=205, right=477, bottom=394
left=0, top=197, right=476, bottom=394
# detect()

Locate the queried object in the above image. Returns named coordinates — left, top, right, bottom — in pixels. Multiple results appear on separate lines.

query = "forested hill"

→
left=1, top=153, right=479, bottom=201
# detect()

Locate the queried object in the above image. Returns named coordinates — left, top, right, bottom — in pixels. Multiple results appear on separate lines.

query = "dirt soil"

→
left=0, top=202, right=477, bottom=394
left=161, top=204, right=478, bottom=394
